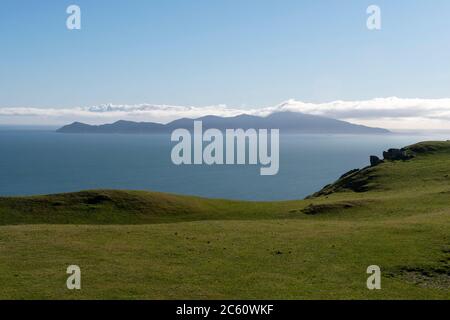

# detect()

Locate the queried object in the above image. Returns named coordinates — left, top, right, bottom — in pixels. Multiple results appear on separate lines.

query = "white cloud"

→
left=1, top=97, right=450, bottom=130
left=275, top=97, right=450, bottom=130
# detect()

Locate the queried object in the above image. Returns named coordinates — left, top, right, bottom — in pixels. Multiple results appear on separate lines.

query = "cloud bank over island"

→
left=1, top=97, right=450, bottom=130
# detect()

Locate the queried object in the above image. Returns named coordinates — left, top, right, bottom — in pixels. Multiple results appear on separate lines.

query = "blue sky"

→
left=1, top=0, right=450, bottom=109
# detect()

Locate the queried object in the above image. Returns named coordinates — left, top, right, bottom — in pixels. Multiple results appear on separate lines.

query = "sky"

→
left=1, top=0, right=450, bottom=129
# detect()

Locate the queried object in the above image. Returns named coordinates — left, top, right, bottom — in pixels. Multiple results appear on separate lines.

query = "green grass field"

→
left=0, top=141, right=449, bottom=299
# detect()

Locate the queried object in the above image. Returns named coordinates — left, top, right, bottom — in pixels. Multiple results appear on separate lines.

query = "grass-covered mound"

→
left=0, top=141, right=449, bottom=299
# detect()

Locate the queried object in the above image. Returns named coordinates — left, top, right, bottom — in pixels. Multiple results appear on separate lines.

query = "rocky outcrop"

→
left=339, top=169, right=360, bottom=179
left=306, top=166, right=376, bottom=198
left=383, top=148, right=414, bottom=161
left=370, top=148, right=414, bottom=168
left=370, top=156, right=383, bottom=167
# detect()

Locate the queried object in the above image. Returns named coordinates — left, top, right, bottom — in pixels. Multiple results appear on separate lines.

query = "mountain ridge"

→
left=56, top=111, right=390, bottom=134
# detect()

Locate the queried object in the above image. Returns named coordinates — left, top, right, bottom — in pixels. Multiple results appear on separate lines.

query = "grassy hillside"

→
left=0, top=141, right=449, bottom=299
left=0, top=190, right=306, bottom=225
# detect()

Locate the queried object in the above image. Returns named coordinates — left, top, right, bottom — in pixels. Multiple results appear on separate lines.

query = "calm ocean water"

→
left=0, top=129, right=448, bottom=200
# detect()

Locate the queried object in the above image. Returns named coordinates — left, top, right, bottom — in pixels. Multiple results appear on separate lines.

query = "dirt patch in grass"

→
left=389, top=246, right=450, bottom=290
left=392, top=266, right=450, bottom=290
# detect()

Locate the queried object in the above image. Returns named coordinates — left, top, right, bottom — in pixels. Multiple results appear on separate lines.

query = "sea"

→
left=0, top=127, right=448, bottom=201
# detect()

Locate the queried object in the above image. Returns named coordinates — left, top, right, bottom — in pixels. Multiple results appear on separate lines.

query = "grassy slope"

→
left=0, top=141, right=449, bottom=299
